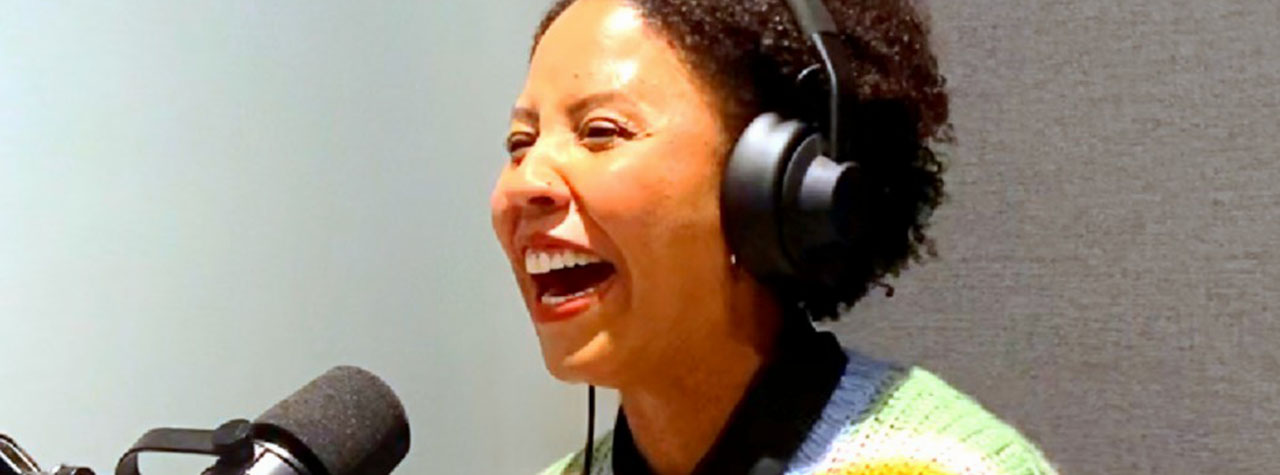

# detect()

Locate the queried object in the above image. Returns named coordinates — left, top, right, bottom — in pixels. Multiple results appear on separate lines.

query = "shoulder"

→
left=539, top=430, right=615, bottom=475
left=800, top=366, right=1058, bottom=475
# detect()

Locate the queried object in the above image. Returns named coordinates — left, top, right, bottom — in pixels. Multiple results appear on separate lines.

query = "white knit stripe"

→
left=795, top=428, right=1003, bottom=474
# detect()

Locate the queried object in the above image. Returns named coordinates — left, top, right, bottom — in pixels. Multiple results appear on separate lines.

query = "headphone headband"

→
left=783, top=0, right=858, bottom=163
left=786, top=0, right=838, bottom=34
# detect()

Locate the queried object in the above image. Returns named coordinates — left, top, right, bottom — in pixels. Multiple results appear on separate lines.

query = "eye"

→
left=505, top=132, right=535, bottom=162
left=578, top=118, right=634, bottom=150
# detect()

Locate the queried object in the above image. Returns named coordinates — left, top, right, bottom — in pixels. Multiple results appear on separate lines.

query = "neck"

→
left=616, top=284, right=782, bottom=475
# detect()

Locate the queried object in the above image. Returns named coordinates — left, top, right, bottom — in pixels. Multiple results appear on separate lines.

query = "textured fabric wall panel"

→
left=833, top=2, right=1280, bottom=473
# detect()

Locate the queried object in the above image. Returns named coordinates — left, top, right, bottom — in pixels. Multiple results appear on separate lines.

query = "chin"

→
left=539, top=338, right=623, bottom=388
left=532, top=303, right=623, bottom=385
left=542, top=358, right=586, bottom=383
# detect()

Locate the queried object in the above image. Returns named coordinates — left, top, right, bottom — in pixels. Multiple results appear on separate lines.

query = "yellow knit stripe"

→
left=821, top=459, right=954, bottom=475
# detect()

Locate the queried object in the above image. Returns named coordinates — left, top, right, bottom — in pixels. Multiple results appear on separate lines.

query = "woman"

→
left=490, top=0, right=1055, bottom=473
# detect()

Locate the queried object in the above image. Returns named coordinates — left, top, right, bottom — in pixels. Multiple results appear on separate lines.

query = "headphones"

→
left=721, top=0, right=867, bottom=293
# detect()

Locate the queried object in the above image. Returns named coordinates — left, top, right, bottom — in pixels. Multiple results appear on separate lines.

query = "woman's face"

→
left=490, top=0, right=740, bottom=386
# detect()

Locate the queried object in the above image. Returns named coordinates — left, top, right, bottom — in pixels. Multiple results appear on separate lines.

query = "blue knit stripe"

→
left=784, top=349, right=903, bottom=473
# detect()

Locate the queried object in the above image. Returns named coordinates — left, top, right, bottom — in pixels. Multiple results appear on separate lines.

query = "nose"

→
left=501, top=151, right=571, bottom=214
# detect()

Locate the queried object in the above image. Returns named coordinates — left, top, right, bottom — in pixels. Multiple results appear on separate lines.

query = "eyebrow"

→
left=566, top=91, right=633, bottom=122
left=509, top=91, right=638, bottom=127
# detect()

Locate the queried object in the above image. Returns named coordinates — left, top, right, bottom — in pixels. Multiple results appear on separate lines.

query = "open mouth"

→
left=525, top=248, right=617, bottom=305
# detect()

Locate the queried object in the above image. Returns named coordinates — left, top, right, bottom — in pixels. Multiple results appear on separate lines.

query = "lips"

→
left=523, top=247, right=617, bottom=322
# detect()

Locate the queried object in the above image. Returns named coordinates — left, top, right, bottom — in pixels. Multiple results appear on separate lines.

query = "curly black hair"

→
left=533, top=0, right=950, bottom=320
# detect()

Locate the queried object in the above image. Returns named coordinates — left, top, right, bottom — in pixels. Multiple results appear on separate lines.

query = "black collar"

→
left=611, top=321, right=849, bottom=474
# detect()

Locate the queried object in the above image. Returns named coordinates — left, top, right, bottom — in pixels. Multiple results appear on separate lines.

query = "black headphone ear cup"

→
left=721, top=112, right=815, bottom=284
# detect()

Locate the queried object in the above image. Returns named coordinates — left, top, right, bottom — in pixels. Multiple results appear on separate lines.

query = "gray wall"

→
left=839, top=1, right=1280, bottom=474
left=0, top=1, right=590, bottom=473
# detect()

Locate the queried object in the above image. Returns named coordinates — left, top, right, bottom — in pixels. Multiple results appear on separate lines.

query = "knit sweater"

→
left=539, top=328, right=1055, bottom=475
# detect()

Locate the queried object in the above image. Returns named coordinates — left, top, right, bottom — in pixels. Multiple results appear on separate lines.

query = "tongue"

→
left=536, top=262, right=616, bottom=297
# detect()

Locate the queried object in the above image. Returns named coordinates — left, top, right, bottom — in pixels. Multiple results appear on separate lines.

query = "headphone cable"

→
left=583, top=384, right=596, bottom=474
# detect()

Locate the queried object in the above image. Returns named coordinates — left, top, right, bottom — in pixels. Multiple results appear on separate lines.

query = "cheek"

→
left=583, top=140, right=727, bottom=260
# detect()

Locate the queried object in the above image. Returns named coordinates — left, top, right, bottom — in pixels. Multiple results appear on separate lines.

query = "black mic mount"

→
left=0, top=434, right=94, bottom=475
left=114, top=419, right=323, bottom=475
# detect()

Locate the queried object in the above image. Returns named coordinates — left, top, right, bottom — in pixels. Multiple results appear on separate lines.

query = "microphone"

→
left=1, top=434, right=94, bottom=475
left=116, top=366, right=410, bottom=475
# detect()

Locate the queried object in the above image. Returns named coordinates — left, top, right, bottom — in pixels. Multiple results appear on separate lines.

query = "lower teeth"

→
left=540, top=287, right=595, bottom=305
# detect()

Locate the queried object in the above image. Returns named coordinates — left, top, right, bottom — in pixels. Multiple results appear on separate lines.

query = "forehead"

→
left=519, top=0, right=694, bottom=110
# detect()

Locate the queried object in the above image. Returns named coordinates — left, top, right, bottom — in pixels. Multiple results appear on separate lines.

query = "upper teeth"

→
left=525, top=248, right=604, bottom=275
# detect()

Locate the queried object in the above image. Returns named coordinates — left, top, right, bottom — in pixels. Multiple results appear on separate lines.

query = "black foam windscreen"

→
left=254, top=366, right=410, bottom=475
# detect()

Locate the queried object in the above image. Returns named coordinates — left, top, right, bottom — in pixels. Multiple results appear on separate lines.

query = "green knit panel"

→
left=841, top=368, right=1058, bottom=475
left=539, top=431, right=614, bottom=475
left=539, top=452, right=574, bottom=475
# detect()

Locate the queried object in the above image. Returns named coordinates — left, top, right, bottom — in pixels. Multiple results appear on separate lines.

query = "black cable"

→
left=583, top=385, right=596, bottom=474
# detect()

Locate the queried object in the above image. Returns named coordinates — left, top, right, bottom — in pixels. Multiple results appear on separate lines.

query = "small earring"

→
left=729, top=254, right=738, bottom=266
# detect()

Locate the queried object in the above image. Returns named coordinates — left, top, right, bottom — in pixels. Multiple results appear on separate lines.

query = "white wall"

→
left=0, top=1, right=613, bottom=472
